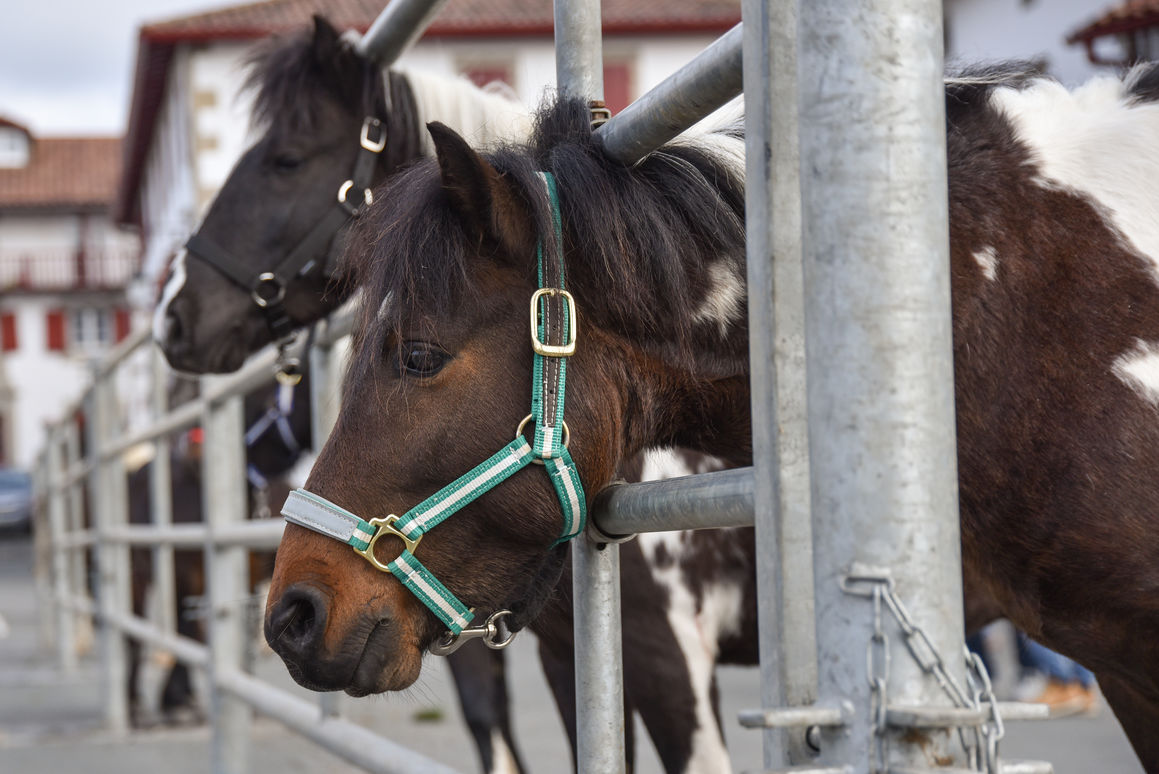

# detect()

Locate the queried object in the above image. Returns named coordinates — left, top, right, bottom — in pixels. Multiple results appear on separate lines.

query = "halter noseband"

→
left=184, top=114, right=384, bottom=348
left=281, top=172, right=587, bottom=640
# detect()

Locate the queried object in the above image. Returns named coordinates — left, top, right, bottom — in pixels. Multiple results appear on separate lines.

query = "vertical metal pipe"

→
left=47, top=427, right=78, bottom=671
left=202, top=383, right=252, bottom=774
left=89, top=377, right=129, bottom=733
left=308, top=335, right=342, bottom=720
left=64, top=416, right=88, bottom=635
left=742, top=0, right=817, bottom=766
left=554, top=0, right=604, bottom=101
left=553, top=1, right=626, bottom=771
left=150, top=348, right=176, bottom=637
left=797, top=0, right=962, bottom=770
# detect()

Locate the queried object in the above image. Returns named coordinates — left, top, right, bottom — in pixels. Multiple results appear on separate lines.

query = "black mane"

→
left=348, top=97, right=747, bottom=370
left=245, top=23, right=372, bottom=142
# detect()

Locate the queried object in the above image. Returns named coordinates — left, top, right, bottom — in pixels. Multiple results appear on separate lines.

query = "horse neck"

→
left=396, top=67, right=533, bottom=152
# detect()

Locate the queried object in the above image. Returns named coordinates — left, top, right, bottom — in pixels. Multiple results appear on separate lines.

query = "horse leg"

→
left=620, top=539, right=727, bottom=774
left=127, top=547, right=149, bottom=726
left=161, top=551, right=201, bottom=716
left=535, top=635, right=638, bottom=774
left=445, top=646, right=528, bottom=774
left=1095, top=672, right=1159, bottom=771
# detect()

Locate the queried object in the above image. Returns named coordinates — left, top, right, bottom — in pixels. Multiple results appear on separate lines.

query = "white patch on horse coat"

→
left=400, top=68, right=533, bottom=154
left=153, top=249, right=187, bottom=343
left=1112, top=339, right=1159, bottom=406
left=639, top=530, right=734, bottom=774
left=990, top=74, right=1159, bottom=282
left=488, top=729, right=519, bottom=774
left=641, top=448, right=696, bottom=482
left=973, top=245, right=998, bottom=281
left=693, top=261, right=746, bottom=336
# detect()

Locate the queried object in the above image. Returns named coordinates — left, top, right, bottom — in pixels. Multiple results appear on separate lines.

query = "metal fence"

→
left=33, top=0, right=1056, bottom=772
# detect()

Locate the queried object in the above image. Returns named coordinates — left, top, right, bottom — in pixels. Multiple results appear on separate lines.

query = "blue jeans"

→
left=1017, top=633, right=1094, bottom=687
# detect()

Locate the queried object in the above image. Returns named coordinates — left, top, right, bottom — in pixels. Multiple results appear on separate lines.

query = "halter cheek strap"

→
left=281, top=172, right=586, bottom=637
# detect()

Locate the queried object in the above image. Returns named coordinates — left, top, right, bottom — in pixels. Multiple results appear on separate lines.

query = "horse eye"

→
left=395, top=342, right=450, bottom=378
left=272, top=155, right=302, bottom=173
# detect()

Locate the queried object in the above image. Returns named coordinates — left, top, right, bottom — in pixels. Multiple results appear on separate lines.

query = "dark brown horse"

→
left=265, top=70, right=1159, bottom=770
left=158, top=18, right=754, bottom=772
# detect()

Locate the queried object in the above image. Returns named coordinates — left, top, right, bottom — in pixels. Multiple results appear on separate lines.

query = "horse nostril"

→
left=164, top=308, right=185, bottom=348
left=266, top=584, right=329, bottom=661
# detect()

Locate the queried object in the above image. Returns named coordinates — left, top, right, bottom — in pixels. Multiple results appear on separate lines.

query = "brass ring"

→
left=515, top=414, right=570, bottom=465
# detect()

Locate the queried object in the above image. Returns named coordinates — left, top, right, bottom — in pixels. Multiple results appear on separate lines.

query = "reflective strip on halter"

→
left=283, top=489, right=377, bottom=551
left=280, top=171, right=585, bottom=637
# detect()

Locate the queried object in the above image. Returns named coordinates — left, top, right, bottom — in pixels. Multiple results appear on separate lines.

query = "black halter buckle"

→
left=251, top=272, right=286, bottom=308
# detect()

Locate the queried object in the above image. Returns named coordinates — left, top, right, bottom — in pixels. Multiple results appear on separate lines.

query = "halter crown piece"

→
left=281, top=172, right=587, bottom=637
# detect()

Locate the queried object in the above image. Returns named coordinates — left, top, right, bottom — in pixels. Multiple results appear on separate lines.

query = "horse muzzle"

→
left=264, top=581, right=422, bottom=694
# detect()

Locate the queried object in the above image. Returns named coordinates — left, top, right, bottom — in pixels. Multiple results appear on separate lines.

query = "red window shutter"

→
left=46, top=309, right=66, bottom=352
left=0, top=312, right=16, bottom=352
left=114, top=308, right=131, bottom=343
left=464, top=65, right=511, bottom=89
left=603, top=63, right=632, bottom=115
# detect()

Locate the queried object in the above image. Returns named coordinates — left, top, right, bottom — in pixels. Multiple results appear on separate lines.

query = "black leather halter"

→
left=183, top=114, right=385, bottom=342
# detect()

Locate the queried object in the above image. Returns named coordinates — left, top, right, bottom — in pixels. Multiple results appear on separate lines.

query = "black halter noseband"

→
left=184, top=64, right=391, bottom=343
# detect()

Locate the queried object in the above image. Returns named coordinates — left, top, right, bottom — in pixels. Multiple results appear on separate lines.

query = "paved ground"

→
left=0, top=533, right=1144, bottom=774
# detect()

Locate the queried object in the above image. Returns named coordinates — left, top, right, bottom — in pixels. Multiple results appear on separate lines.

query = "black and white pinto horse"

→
left=263, top=64, right=1159, bottom=771
left=152, top=18, right=753, bottom=773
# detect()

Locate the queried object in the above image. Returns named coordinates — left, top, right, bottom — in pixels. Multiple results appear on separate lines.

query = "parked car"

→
left=0, top=468, right=32, bottom=534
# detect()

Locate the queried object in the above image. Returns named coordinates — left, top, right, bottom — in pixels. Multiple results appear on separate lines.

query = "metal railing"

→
left=0, top=246, right=138, bottom=291
left=33, top=0, right=1057, bottom=772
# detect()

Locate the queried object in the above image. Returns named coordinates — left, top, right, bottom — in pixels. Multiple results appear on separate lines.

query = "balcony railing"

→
left=0, top=248, right=139, bottom=292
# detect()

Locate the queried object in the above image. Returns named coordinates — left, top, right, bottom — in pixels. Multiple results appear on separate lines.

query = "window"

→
left=461, top=63, right=513, bottom=90
left=69, top=307, right=112, bottom=354
left=603, top=62, right=632, bottom=115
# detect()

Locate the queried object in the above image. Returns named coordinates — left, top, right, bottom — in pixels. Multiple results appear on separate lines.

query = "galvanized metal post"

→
left=356, top=0, right=450, bottom=64
left=309, top=331, right=342, bottom=719
left=553, top=1, right=626, bottom=771
left=202, top=382, right=253, bottom=774
left=797, top=0, right=964, bottom=770
left=89, top=377, right=130, bottom=733
left=63, top=416, right=88, bottom=628
left=742, top=0, right=818, bottom=766
left=150, top=347, right=177, bottom=637
left=46, top=426, right=78, bottom=671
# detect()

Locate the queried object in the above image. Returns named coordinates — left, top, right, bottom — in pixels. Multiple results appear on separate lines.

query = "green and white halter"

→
left=282, top=172, right=587, bottom=636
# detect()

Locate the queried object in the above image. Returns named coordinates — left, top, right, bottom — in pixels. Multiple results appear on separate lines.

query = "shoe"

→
left=1030, top=678, right=1086, bottom=717
left=1076, top=684, right=1101, bottom=716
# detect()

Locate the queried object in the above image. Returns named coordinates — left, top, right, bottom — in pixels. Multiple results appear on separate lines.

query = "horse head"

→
left=264, top=99, right=751, bottom=694
left=156, top=16, right=422, bottom=373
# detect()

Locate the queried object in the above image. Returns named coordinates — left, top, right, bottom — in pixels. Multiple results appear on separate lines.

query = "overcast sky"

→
left=0, top=0, right=238, bottom=136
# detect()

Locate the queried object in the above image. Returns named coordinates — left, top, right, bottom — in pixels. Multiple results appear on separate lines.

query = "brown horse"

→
left=160, top=18, right=754, bottom=772
left=265, top=69, right=1159, bottom=769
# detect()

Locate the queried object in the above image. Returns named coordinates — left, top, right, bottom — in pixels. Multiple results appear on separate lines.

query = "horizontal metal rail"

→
left=591, top=467, right=752, bottom=535
left=100, top=521, right=284, bottom=548
left=596, top=23, right=743, bottom=164
left=215, top=668, right=462, bottom=774
left=356, top=0, right=450, bottom=65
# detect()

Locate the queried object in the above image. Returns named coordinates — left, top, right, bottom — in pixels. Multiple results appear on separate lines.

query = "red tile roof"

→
left=116, top=0, right=740, bottom=224
left=0, top=137, right=122, bottom=211
left=1068, top=0, right=1159, bottom=44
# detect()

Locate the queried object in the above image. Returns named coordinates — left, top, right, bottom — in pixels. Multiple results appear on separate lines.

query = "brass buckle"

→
left=360, top=117, right=386, bottom=153
left=354, top=514, right=422, bottom=572
left=529, top=288, right=578, bottom=357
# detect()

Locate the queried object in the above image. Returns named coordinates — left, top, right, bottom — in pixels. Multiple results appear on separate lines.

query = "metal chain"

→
left=844, top=570, right=1004, bottom=773
left=866, top=584, right=891, bottom=774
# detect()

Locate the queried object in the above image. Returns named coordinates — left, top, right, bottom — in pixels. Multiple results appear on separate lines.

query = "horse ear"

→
left=311, top=15, right=342, bottom=64
left=428, top=122, right=530, bottom=252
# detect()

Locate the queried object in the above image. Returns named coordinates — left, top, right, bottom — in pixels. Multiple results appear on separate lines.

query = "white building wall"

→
left=189, top=43, right=259, bottom=208
left=4, top=297, right=93, bottom=467
left=945, top=0, right=1102, bottom=86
